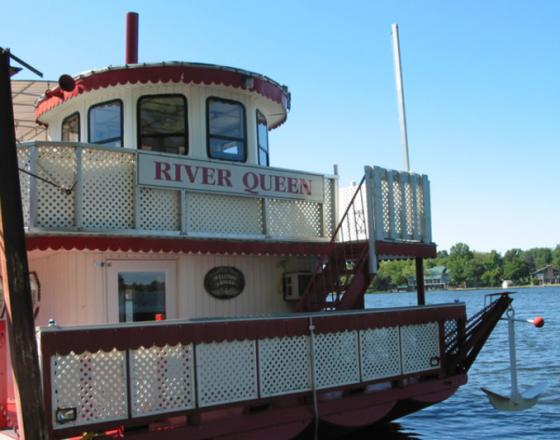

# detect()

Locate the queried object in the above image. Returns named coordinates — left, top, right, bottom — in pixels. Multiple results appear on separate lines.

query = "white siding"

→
left=28, top=250, right=316, bottom=326
left=29, top=251, right=106, bottom=326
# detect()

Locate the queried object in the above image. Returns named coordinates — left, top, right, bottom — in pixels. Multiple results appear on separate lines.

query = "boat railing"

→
left=365, top=166, right=432, bottom=244
left=16, top=141, right=338, bottom=242
left=38, top=303, right=465, bottom=437
left=295, top=166, right=433, bottom=311
left=338, top=166, right=431, bottom=244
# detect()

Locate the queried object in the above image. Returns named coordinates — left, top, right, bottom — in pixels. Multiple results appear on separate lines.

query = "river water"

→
left=356, top=286, right=560, bottom=439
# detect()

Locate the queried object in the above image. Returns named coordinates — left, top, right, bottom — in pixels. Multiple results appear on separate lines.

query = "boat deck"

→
left=35, top=303, right=465, bottom=438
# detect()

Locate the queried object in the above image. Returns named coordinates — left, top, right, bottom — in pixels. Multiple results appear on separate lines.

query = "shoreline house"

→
left=408, top=265, right=451, bottom=290
left=532, top=265, right=560, bottom=285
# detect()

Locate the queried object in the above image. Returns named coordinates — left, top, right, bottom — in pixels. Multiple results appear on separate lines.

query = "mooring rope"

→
left=18, top=167, right=75, bottom=194
left=309, top=316, right=319, bottom=440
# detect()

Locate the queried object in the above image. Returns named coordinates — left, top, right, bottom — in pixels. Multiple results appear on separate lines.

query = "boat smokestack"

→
left=126, top=12, right=139, bottom=64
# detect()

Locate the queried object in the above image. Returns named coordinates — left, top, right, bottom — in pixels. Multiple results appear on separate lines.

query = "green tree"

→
left=503, top=248, right=531, bottom=283
left=377, top=260, right=415, bottom=288
left=524, top=247, right=552, bottom=271
left=447, top=243, right=474, bottom=286
left=552, top=245, right=560, bottom=268
left=479, top=250, right=503, bottom=287
left=464, top=253, right=486, bottom=287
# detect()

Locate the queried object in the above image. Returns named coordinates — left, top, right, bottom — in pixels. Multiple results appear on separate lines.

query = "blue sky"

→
left=3, top=1, right=559, bottom=253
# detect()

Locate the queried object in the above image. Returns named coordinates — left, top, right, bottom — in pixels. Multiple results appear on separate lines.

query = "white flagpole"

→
left=391, top=23, right=411, bottom=172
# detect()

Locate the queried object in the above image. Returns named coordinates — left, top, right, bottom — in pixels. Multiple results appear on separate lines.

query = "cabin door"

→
left=106, top=260, right=177, bottom=323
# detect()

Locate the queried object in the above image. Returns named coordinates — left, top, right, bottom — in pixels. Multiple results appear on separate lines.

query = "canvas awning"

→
left=11, top=79, right=54, bottom=142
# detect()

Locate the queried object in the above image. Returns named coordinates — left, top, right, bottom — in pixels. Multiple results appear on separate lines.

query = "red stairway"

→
left=296, top=177, right=373, bottom=312
left=296, top=166, right=437, bottom=312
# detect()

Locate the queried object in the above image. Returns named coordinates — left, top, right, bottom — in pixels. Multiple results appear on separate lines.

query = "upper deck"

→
left=13, top=62, right=432, bottom=258
left=13, top=62, right=344, bottom=243
left=17, top=141, right=337, bottom=242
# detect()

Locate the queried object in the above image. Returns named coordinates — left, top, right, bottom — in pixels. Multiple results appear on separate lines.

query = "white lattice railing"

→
left=17, top=142, right=337, bottom=241
left=338, top=167, right=431, bottom=246
left=365, top=165, right=431, bottom=244
left=39, top=304, right=465, bottom=434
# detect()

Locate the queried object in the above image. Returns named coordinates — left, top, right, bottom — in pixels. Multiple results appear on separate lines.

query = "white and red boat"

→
left=0, top=13, right=511, bottom=439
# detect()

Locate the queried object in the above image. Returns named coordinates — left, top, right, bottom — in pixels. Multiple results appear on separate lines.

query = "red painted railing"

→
left=296, top=176, right=370, bottom=312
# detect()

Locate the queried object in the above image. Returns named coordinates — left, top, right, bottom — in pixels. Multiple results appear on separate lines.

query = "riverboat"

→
left=0, top=13, right=512, bottom=439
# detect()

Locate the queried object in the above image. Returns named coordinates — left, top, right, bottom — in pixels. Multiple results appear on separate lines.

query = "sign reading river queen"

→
left=137, top=153, right=325, bottom=202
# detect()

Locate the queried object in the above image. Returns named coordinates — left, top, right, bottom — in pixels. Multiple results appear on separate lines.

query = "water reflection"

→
left=296, top=422, right=421, bottom=439
left=341, top=422, right=421, bottom=439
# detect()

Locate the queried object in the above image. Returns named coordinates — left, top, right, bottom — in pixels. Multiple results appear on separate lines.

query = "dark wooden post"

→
left=0, top=48, right=48, bottom=439
left=415, top=257, right=425, bottom=306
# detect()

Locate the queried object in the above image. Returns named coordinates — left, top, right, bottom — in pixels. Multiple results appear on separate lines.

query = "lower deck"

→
left=0, top=214, right=475, bottom=439
left=0, top=238, right=445, bottom=438
left=36, top=303, right=464, bottom=438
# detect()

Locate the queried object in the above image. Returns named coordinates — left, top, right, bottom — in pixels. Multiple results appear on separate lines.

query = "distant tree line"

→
left=370, top=243, right=560, bottom=291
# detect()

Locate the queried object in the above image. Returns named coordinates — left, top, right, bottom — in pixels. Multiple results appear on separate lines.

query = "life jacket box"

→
left=282, top=272, right=312, bottom=301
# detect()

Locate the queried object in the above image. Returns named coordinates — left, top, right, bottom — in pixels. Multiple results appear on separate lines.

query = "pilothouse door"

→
left=106, top=260, right=177, bottom=323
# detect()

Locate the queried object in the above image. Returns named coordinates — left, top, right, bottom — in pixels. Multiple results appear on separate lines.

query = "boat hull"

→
left=87, top=374, right=466, bottom=439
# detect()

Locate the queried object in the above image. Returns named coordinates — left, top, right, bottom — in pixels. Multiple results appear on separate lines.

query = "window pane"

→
left=139, top=95, right=187, bottom=154
left=118, top=272, right=165, bottom=322
left=141, top=136, right=186, bottom=155
left=89, top=100, right=122, bottom=146
left=257, top=123, right=268, bottom=150
left=209, top=138, right=244, bottom=161
left=259, top=147, right=269, bottom=167
left=257, top=111, right=269, bottom=166
left=208, top=100, right=244, bottom=138
left=62, top=113, right=80, bottom=142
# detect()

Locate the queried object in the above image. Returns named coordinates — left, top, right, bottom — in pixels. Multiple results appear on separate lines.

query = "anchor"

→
left=481, top=303, right=545, bottom=411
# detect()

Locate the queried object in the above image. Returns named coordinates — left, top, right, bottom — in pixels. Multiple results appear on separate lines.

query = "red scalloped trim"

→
left=35, top=65, right=289, bottom=128
left=26, top=235, right=437, bottom=258
left=26, top=235, right=330, bottom=256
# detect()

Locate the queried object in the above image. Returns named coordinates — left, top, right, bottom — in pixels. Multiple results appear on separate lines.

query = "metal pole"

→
left=415, top=257, right=425, bottom=305
left=0, top=48, right=48, bottom=439
left=391, top=24, right=411, bottom=172
left=507, top=308, right=520, bottom=401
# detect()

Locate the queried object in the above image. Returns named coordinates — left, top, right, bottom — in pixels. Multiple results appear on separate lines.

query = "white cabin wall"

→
left=122, top=86, right=135, bottom=149
left=188, top=85, right=206, bottom=160
left=28, top=250, right=316, bottom=326
left=179, top=254, right=286, bottom=319
left=29, top=250, right=105, bottom=326
left=247, top=96, right=258, bottom=164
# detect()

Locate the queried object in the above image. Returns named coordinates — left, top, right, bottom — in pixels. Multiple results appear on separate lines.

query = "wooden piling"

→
left=0, top=47, right=48, bottom=440
left=415, top=257, right=426, bottom=306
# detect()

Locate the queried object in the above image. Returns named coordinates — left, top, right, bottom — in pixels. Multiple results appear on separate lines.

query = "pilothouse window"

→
left=207, top=98, right=246, bottom=162
left=138, top=95, right=188, bottom=155
left=88, top=100, right=123, bottom=147
left=61, top=112, right=80, bottom=142
left=257, top=110, right=269, bottom=166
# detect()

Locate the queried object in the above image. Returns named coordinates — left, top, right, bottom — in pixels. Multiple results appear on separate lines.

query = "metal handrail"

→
left=444, top=293, right=512, bottom=370
left=296, top=177, right=368, bottom=311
